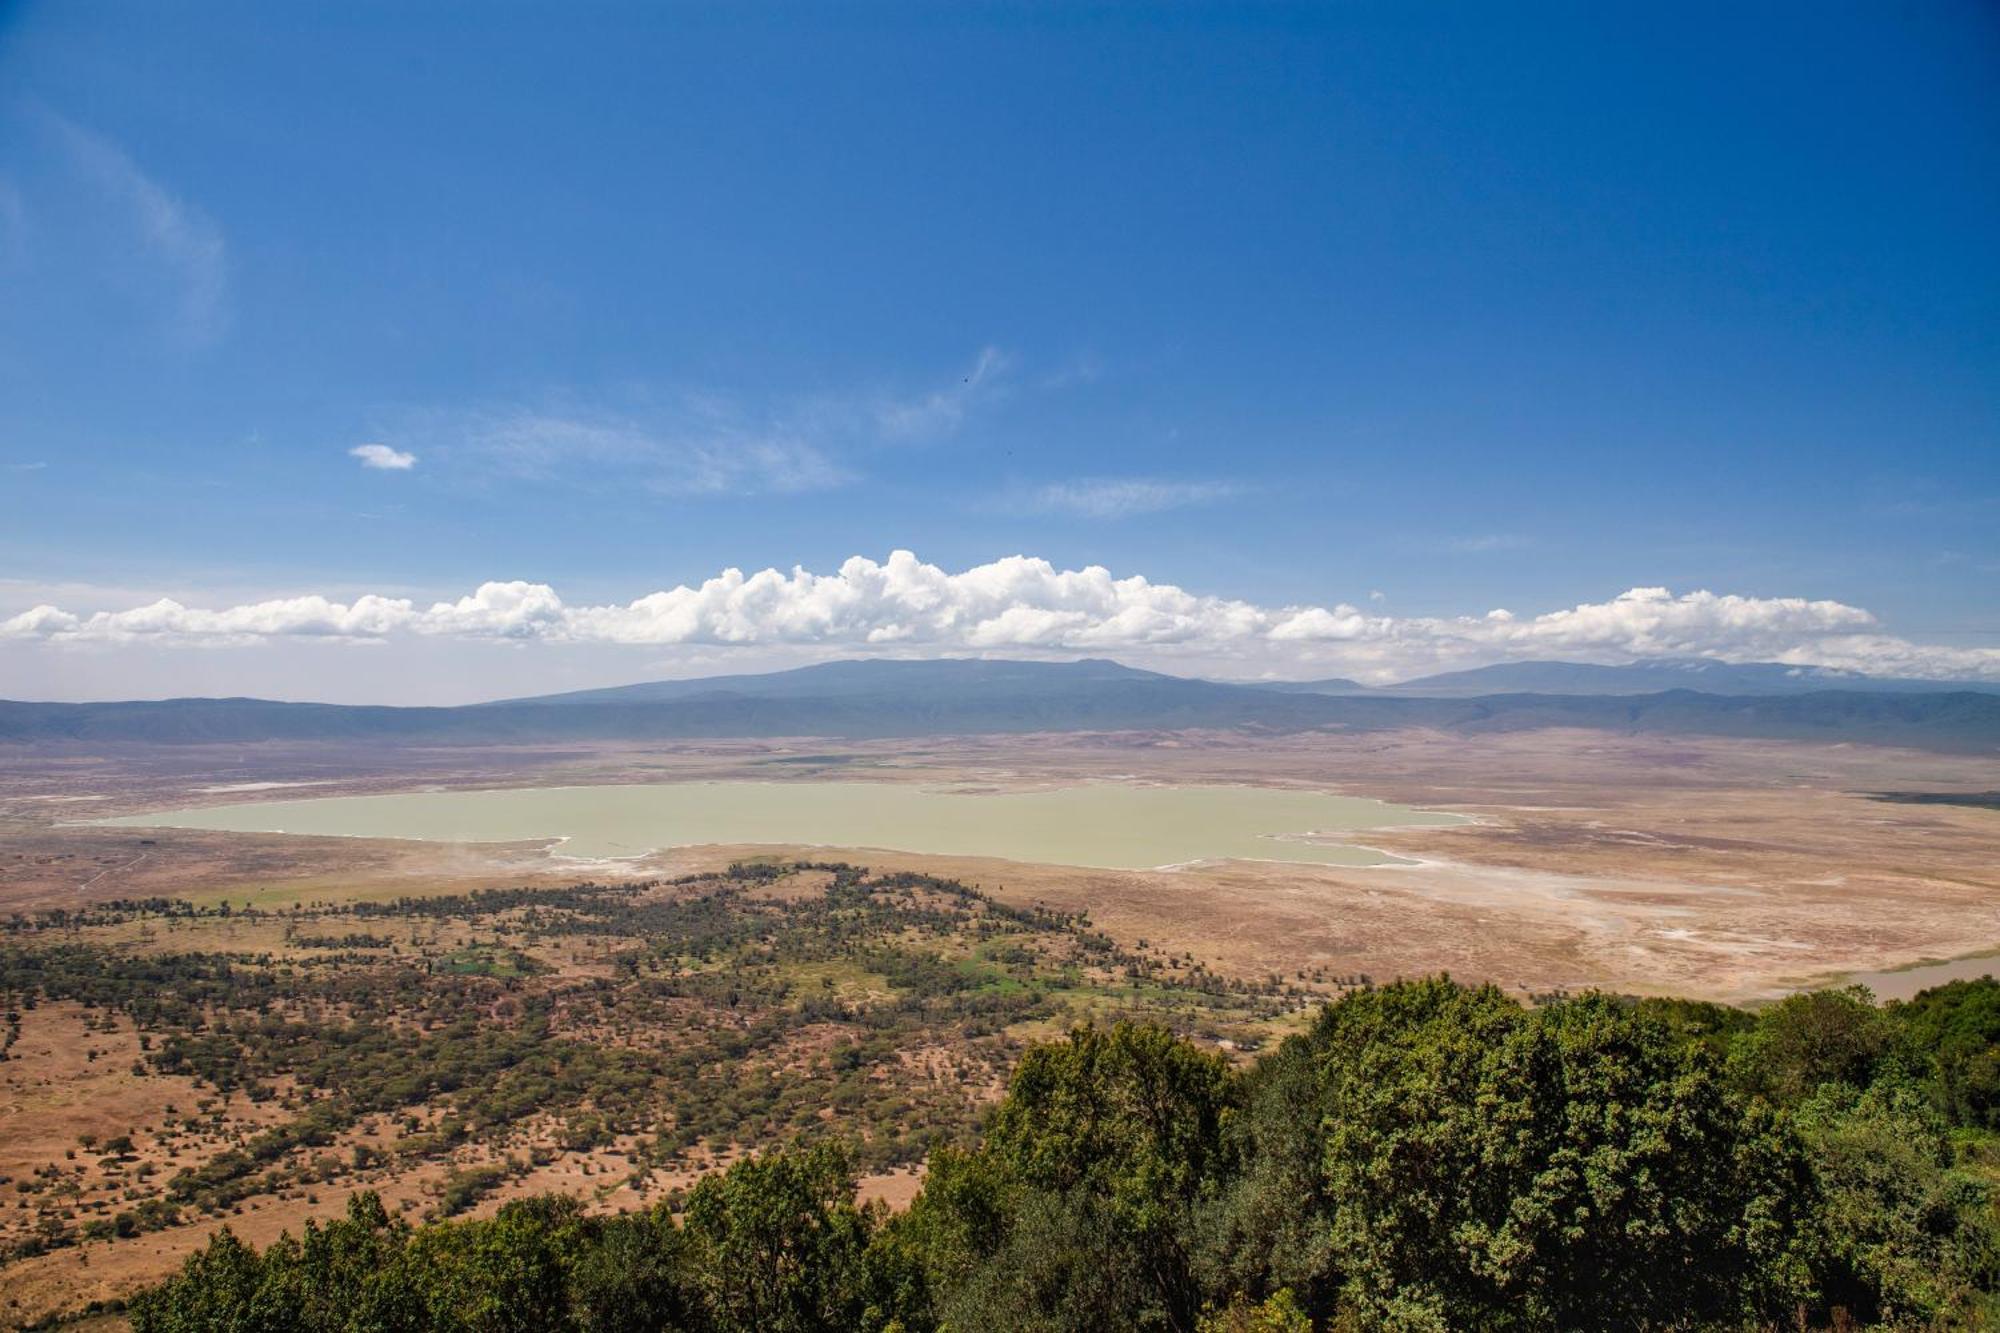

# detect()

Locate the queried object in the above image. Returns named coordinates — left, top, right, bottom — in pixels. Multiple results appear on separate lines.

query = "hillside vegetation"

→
left=126, top=975, right=2000, bottom=1331
left=0, top=862, right=1312, bottom=1322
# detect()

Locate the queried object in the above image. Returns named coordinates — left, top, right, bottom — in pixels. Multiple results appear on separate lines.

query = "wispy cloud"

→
left=44, top=112, right=228, bottom=347
left=1446, top=533, right=1534, bottom=553
left=438, top=407, right=850, bottom=496
left=1038, top=353, right=1105, bottom=390
left=8, top=553, right=1991, bottom=682
left=4, top=461, right=48, bottom=473
left=1029, top=477, right=1246, bottom=519
left=350, top=443, right=417, bottom=471
left=873, top=346, right=1009, bottom=442
left=380, top=349, right=1007, bottom=498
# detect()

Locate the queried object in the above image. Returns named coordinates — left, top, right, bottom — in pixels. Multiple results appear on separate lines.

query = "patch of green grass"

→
left=776, top=959, right=895, bottom=1002
left=952, top=959, right=1032, bottom=995
left=440, top=945, right=545, bottom=978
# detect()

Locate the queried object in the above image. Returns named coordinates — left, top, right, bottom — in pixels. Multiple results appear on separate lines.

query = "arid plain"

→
left=7, top=725, right=1997, bottom=1002
left=3, top=725, right=1997, bottom=1324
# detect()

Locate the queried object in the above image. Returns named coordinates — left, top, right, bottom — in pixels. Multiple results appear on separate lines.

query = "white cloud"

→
left=46, top=113, right=227, bottom=347
left=350, top=443, right=417, bottom=471
left=4, top=552, right=1996, bottom=682
left=1029, top=478, right=1244, bottom=519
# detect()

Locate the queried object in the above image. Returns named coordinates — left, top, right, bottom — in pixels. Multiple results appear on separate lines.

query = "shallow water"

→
left=1840, top=953, right=2000, bottom=1002
left=93, top=780, right=1465, bottom=870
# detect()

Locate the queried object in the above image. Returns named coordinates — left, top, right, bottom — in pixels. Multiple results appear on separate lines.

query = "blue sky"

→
left=1, top=2, right=1996, bottom=702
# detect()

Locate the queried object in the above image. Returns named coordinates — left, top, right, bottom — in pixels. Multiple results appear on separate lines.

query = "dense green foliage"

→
left=129, top=975, right=2000, bottom=1331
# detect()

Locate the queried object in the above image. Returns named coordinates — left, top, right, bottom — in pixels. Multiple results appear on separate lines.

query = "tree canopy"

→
left=130, top=976, right=2000, bottom=1332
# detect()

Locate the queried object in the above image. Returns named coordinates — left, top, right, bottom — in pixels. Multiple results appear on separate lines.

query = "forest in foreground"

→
left=125, top=973, right=2000, bottom=1332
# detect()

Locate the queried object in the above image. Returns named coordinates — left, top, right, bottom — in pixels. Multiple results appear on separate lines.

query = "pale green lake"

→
left=93, top=780, right=1466, bottom=870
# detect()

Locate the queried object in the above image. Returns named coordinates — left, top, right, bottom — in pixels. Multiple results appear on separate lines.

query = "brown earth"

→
left=4, top=727, right=1995, bottom=1002
left=2, top=726, right=1997, bottom=1323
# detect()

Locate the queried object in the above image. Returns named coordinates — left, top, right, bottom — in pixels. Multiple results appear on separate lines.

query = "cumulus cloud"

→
left=3, top=552, right=1995, bottom=682
left=46, top=113, right=228, bottom=346
left=350, top=443, right=417, bottom=471
left=1029, top=478, right=1245, bottom=519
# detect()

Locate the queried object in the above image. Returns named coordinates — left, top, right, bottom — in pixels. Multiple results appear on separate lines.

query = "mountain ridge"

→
left=3, top=657, right=1997, bottom=753
left=486, top=657, right=1171, bottom=706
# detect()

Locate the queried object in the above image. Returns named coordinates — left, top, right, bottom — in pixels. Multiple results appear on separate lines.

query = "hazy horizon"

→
left=5, top=642, right=1998, bottom=709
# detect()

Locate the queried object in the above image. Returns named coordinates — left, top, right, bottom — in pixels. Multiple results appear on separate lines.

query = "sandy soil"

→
left=5, top=727, right=1992, bottom=1002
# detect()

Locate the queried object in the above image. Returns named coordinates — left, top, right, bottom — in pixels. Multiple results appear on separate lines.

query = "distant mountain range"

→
left=490, top=657, right=1177, bottom=706
left=3, top=657, right=1998, bottom=753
